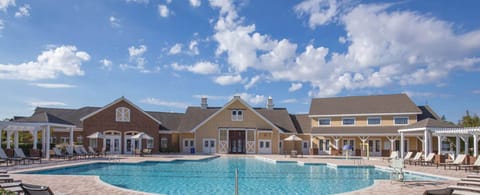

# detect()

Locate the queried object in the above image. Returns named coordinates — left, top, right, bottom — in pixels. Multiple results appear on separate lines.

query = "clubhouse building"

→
left=9, top=94, right=455, bottom=157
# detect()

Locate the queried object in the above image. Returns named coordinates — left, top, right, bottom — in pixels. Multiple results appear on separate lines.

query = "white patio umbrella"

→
left=284, top=135, right=303, bottom=154
left=131, top=132, right=153, bottom=151
left=86, top=132, right=105, bottom=151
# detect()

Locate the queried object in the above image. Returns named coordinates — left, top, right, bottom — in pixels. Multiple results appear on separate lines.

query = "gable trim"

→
left=79, top=96, right=162, bottom=124
left=190, top=97, right=284, bottom=133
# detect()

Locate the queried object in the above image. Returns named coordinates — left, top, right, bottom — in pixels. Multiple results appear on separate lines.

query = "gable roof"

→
left=177, top=107, right=219, bottom=132
left=35, top=107, right=100, bottom=127
left=14, top=112, right=74, bottom=125
left=309, top=94, right=422, bottom=116
left=187, top=97, right=289, bottom=133
left=290, top=114, right=311, bottom=134
left=417, top=105, right=441, bottom=120
left=255, top=108, right=296, bottom=133
left=147, top=111, right=184, bottom=131
left=399, top=118, right=459, bottom=130
left=79, top=96, right=162, bottom=124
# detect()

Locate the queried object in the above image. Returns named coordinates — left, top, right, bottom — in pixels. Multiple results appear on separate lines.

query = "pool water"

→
left=27, top=157, right=441, bottom=194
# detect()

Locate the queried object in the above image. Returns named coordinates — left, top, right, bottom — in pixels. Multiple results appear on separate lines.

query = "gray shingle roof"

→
left=14, top=112, right=74, bottom=125
left=35, top=107, right=100, bottom=127
left=399, top=118, right=459, bottom=130
left=309, top=94, right=421, bottom=116
left=177, top=107, right=219, bottom=132
left=290, top=114, right=311, bottom=134
left=147, top=111, right=184, bottom=131
left=255, top=108, right=296, bottom=133
left=417, top=105, right=441, bottom=121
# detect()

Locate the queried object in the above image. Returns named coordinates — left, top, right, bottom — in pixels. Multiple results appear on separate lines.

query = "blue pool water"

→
left=26, top=157, right=441, bottom=194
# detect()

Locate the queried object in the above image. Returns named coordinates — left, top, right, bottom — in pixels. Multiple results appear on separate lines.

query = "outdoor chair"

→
left=87, top=146, right=100, bottom=157
left=458, top=157, right=480, bottom=172
left=65, top=146, right=77, bottom=159
left=437, top=154, right=466, bottom=170
left=382, top=151, right=398, bottom=162
left=73, top=146, right=88, bottom=159
left=142, top=148, right=152, bottom=156
left=14, top=148, right=41, bottom=164
left=418, top=153, right=436, bottom=166
left=403, top=151, right=413, bottom=161
left=406, top=152, right=423, bottom=165
left=53, top=148, right=71, bottom=160
left=80, top=146, right=95, bottom=158
left=20, top=183, right=54, bottom=195
left=0, top=148, right=24, bottom=166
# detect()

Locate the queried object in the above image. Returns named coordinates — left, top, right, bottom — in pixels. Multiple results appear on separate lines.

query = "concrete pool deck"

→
left=6, top=154, right=474, bottom=195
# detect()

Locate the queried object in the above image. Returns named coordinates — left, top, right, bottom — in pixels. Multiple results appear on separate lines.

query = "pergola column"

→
left=332, top=136, right=341, bottom=150
left=70, top=127, right=74, bottom=147
left=456, top=136, right=460, bottom=157
left=32, top=130, right=38, bottom=150
left=0, top=129, right=2, bottom=146
left=400, top=132, right=405, bottom=158
left=42, top=129, right=46, bottom=158
left=46, top=125, right=51, bottom=160
left=6, top=131, right=11, bottom=149
left=310, top=135, right=314, bottom=149
left=424, top=130, right=429, bottom=159
left=474, top=135, right=478, bottom=157
left=460, top=136, right=469, bottom=155
left=437, top=135, right=443, bottom=155
left=386, top=136, right=397, bottom=153
left=14, top=131, right=19, bottom=149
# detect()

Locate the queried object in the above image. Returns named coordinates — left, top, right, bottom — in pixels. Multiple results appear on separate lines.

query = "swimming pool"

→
left=26, top=157, right=442, bottom=194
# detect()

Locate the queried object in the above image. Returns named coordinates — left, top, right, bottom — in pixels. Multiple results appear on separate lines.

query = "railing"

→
left=235, top=168, right=239, bottom=195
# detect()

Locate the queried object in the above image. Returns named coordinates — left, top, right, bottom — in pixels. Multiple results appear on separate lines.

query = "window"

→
left=160, top=137, right=168, bottom=149
left=318, top=118, right=331, bottom=126
left=77, top=136, right=83, bottom=144
left=367, top=117, right=381, bottom=125
left=231, top=110, right=243, bottom=121
left=147, top=139, right=153, bottom=149
left=115, top=107, right=130, bottom=122
left=342, top=117, right=355, bottom=126
left=89, top=138, right=98, bottom=148
left=50, top=137, right=57, bottom=144
left=395, top=140, right=408, bottom=152
left=394, top=116, right=409, bottom=125
left=184, top=140, right=189, bottom=147
left=60, top=137, right=69, bottom=144
left=343, top=139, right=355, bottom=151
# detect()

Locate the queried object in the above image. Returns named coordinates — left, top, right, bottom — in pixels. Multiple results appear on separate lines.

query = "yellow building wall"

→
left=311, top=114, right=418, bottom=127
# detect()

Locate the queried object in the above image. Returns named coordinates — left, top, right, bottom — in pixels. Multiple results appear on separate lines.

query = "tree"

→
left=460, top=110, right=480, bottom=127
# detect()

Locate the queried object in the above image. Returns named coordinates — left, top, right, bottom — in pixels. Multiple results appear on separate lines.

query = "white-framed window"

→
left=60, top=137, right=69, bottom=144
left=147, top=139, right=154, bottom=149
left=77, top=136, right=83, bottom=144
left=89, top=138, right=98, bottom=148
left=231, top=110, right=243, bottom=121
left=160, top=137, right=168, bottom=149
left=318, top=118, right=331, bottom=126
left=367, top=117, right=381, bottom=126
left=343, top=139, right=355, bottom=151
left=394, top=116, right=409, bottom=125
left=342, top=117, right=355, bottom=126
left=115, top=107, right=131, bottom=122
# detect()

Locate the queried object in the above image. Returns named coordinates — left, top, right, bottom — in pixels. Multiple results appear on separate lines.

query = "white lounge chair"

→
left=403, top=151, right=413, bottom=161
left=14, top=148, right=41, bottom=164
left=417, top=153, right=436, bottom=166
left=438, top=154, right=466, bottom=170
left=383, top=151, right=398, bottom=162
left=459, top=157, right=480, bottom=172
left=406, top=152, right=423, bottom=165
left=87, top=146, right=99, bottom=157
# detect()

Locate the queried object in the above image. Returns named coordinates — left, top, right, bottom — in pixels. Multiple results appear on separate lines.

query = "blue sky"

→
left=0, top=0, right=479, bottom=123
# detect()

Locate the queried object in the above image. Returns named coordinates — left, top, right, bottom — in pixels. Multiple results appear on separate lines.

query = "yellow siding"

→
left=311, top=114, right=418, bottom=127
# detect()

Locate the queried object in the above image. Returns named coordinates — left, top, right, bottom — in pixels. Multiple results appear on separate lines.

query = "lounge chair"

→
left=418, top=153, right=436, bottom=166
left=142, top=148, right=152, bottom=156
left=0, top=148, right=24, bottom=165
left=382, top=151, right=398, bottom=162
left=437, top=154, right=466, bottom=170
left=459, top=157, right=480, bottom=172
left=406, top=152, right=423, bottom=165
left=80, top=146, right=94, bottom=158
left=403, top=151, right=413, bottom=161
left=65, top=146, right=77, bottom=159
left=20, top=183, right=54, bottom=195
left=88, top=146, right=99, bottom=157
left=423, top=188, right=453, bottom=195
left=14, top=148, right=41, bottom=164
left=73, top=146, right=87, bottom=159
left=52, top=148, right=71, bottom=160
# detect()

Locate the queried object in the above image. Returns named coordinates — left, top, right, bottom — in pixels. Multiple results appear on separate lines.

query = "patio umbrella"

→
left=284, top=135, right=303, bottom=154
left=131, top=132, right=153, bottom=151
left=86, top=132, right=104, bottom=151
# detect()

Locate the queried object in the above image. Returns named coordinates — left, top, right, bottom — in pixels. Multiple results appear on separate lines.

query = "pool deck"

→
left=6, top=154, right=475, bottom=195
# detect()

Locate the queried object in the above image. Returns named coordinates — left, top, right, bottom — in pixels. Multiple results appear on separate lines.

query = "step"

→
left=461, top=178, right=480, bottom=182
left=467, top=175, right=480, bottom=179
left=458, top=181, right=480, bottom=187
left=449, top=185, right=480, bottom=193
left=0, top=182, right=21, bottom=188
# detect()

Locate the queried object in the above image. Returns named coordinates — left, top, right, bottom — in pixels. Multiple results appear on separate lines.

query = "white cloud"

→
left=171, top=61, right=220, bottom=75
left=0, top=19, right=4, bottom=30
left=0, top=45, right=89, bottom=80
left=122, top=45, right=151, bottom=73
left=192, top=94, right=229, bottom=100
left=28, top=100, right=67, bottom=108
left=288, top=83, right=303, bottom=92
left=128, top=45, right=147, bottom=57
left=189, top=0, right=201, bottom=7
left=214, top=74, right=243, bottom=85
left=14, top=4, right=30, bottom=18
left=0, top=0, right=15, bottom=11
left=168, top=43, right=182, bottom=55
left=141, top=97, right=189, bottom=109
left=109, top=16, right=120, bottom=28
left=29, top=83, right=76, bottom=88
left=244, top=75, right=260, bottom=90
left=126, top=0, right=149, bottom=4
left=280, top=98, right=298, bottom=104
left=189, top=40, right=199, bottom=55
left=294, top=0, right=345, bottom=28
left=158, top=4, right=170, bottom=18
left=473, top=90, right=480, bottom=94
left=100, top=58, right=113, bottom=70
left=234, top=93, right=265, bottom=105
left=166, top=0, right=172, bottom=4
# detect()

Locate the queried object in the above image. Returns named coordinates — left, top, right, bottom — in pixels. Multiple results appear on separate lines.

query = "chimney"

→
left=266, top=96, right=274, bottom=110
left=233, top=95, right=241, bottom=99
left=201, top=97, right=208, bottom=109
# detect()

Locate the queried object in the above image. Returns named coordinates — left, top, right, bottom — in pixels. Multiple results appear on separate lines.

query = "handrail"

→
left=235, top=168, right=238, bottom=195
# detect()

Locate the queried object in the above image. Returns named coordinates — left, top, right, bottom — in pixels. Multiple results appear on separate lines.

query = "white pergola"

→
left=399, top=125, right=480, bottom=159
left=0, top=121, right=76, bottom=160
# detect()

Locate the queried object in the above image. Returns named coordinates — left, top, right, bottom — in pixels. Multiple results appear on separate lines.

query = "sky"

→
left=0, top=0, right=479, bottom=123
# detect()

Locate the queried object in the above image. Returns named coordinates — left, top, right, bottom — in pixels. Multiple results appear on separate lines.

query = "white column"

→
left=32, top=130, right=38, bottom=149
left=465, top=136, right=469, bottom=155
left=14, top=131, right=19, bottom=149
left=400, top=132, right=405, bottom=158
left=310, top=135, right=314, bottom=149
left=42, top=129, right=46, bottom=158
left=474, top=135, right=478, bottom=157
left=46, top=125, right=51, bottom=160
left=0, top=129, right=2, bottom=146
left=456, top=136, right=460, bottom=158
left=437, top=135, right=443, bottom=155
left=428, top=131, right=433, bottom=156
left=6, top=131, right=11, bottom=149
left=138, top=138, right=142, bottom=150
left=69, top=127, right=74, bottom=147
left=424, top=130, right=428, bottom=159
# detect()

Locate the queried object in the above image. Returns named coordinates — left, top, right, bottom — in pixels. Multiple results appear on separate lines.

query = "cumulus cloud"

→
left=192, top=94, right=229, bottom=100
left=28, top=100, right=67, bottom=108
left=288, top=83, right=303, bottom=92
left=158, top=4, right=169, bottom=18
left=141, top=97, right=189, bottom=109
left=234, top=93, right=265, bottom=105
left=189, top=40, right=199, bottom=55
left=244, top=75, right=260, bottom=90
left=214, top=74, right=243, bottom=85
left=126, top=0, right=149, bottom=4
left=280, top=98, right=298, bottom=104
left=168, top=43, right=182, bottom=55
left=100, top=58, right=113, bottom=70
left=14, top=4, right=30, bottom=18
left=171, top=61, right=220, bottom=75
left=0, top=0, right=15, bottom=11
left=209, top=0, right=480, bottom=97
left=190, top=0, right=201, bottom=7
left=0, top=45, right=89, bottom=80
left=128, top=45, right=147, bottom=57
left=29, top=83, right=76, bottom=88
left=121, top=45, right=151, bottom=73
left=109, top=16, right=120, bottom=28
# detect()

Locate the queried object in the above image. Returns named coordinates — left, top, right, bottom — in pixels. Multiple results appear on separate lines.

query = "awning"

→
left=131, top=132, right=154, bottom=140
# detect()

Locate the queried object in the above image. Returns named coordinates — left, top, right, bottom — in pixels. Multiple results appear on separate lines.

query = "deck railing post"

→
left=235, top=168, right=239, bottom=195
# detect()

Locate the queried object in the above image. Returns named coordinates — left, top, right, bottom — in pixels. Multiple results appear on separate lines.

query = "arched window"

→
left=116, top=107, right=130, bottom=122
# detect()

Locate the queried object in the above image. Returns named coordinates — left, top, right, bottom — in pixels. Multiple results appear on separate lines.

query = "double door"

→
left=105, top=136, right=121, bottom=154
left=203, top=139, right=216, bottom=154
left=229, top=130, right=246, bottom=154
left=125, top=137, right=140, bottom=154
left=368, top=139, right=382, bottom=156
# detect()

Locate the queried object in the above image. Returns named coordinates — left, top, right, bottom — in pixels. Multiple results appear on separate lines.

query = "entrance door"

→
left=183, top=139, right=195, bottom=153
left=258, top=140, right=272, bottom=154
left=229, top=130, right=246, bottom=154
left=302, top=141, right=309, bottom=155
left=203, top=139, right=216, bottom=154
left=105, top=136, right=121, bottom=154
left=125, top=138, right=140, bottom=154
left=368, top=139, right=382, bottom=156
